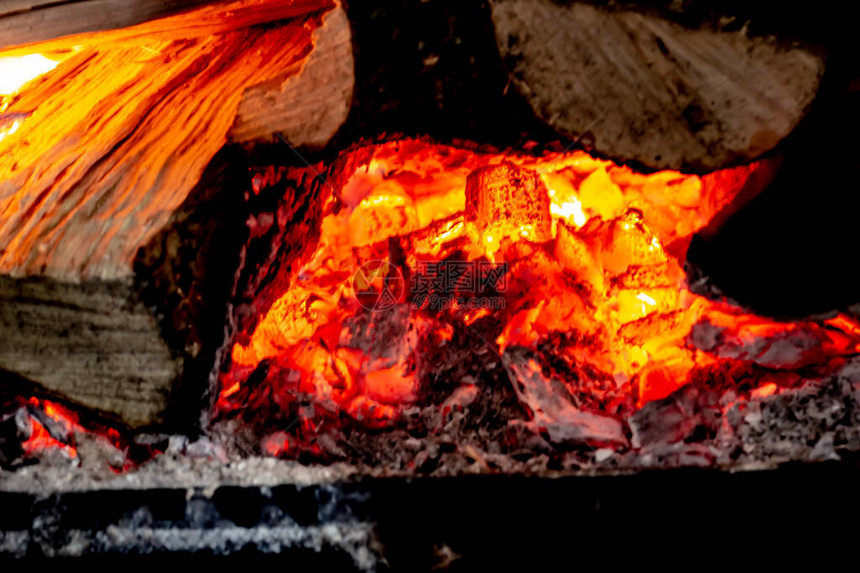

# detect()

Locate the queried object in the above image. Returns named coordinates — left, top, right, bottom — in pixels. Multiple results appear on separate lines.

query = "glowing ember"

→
left=218, top=139, right=860, bottom=458
left=20, top=398, right=81, bottom=459
left=0, top=396, right=146, bottom=469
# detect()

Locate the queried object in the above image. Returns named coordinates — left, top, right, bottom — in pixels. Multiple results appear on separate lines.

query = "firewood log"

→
left=489, top=0, right=826, bottom=172
left=0, top=0, right=329, bottom=54
left=229, top=2, right=354, bottom=148
left=0, top=3, right=335, bottom=428
left=465, top=162, right=552, bottom=244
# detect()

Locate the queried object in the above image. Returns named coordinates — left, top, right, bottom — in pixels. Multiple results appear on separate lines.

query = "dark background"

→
left=686, top=37, right=860, bottom=317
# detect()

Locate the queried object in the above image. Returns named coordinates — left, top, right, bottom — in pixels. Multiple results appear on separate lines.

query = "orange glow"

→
left=21, top=398, right=82, bottom=459
left=0, top=54, right=63, bottom=96
left=751, top=382, right=778, bottom=399
left=464, top=308, right=491, bottom=325
left=0, top=119, right=20, bottom=143
left=16, top=398, right=142, bottom=466
left=364, top=366, right=419, bottom=404
left=0, top=15, right=323, bottom=281
left=218, top=139, right=860, bottom=456
left=22, top=420, right=75, bottom=458
left=262, top=432, right=293, bottom=457
left=0, top=51, right=74, bottom=143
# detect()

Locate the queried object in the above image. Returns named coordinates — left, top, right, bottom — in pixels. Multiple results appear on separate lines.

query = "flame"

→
left=218, top=139, right=860, bottom=458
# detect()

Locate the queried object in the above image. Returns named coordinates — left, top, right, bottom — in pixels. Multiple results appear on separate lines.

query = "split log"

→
left=465, top=162, right=552, bottom=243
left=0, top=3, right=334, bottom=428
left=489, top=0, right=826, bottom=172
left=0, top=277, right=181, bottom=428
left=0, top=0, right=330, bottom=54
left=0, top=18, right=324, bottom=279
left=230, top=2, right=354, bottom=148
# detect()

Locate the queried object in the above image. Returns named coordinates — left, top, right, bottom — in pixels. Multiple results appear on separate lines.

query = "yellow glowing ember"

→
left=551, top=199, right=588, bottom=228
left=225, top=138, right=860, bottom=436
left=435, top=221, right=463, bottom=243
left=0, top=54, right=62, bottom=95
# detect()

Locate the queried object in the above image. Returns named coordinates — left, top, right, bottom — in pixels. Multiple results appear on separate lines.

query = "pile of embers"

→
left=3, top=141, right=860, bottom=480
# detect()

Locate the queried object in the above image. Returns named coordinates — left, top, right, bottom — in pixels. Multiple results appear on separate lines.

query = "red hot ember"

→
left=216, top=139, right=860, bottom=458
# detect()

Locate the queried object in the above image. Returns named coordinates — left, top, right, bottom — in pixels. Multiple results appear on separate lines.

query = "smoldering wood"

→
left=489, top=0, right=825, bottom=172
left=0, top=6, right=339, bottom=428
left=0, top=0, right=331, bottom=54
left=465, top=162, right=552, bottom=243
left=503, top=347, right=627, bottom=446
left=0, top=0, right=844, bottom=431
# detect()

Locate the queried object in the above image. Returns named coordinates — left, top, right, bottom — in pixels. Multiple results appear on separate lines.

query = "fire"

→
left=0, top=117, right=21, bottom=144
left=751, top=382, right=778, bottom=399
left=219, top=139, right=860, bottom=458
left=20, top=398, right=82, bottom=459
left=2, top=397, right=150, bottom=469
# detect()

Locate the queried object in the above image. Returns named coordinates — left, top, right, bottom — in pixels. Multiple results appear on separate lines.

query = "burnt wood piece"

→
left=0, top=7, right=333, bottom=428
left=465, top=162, right=552, bottom=243
left=503, top=347, right=627, bottom=446
left=0, top=0, right=331, bottom=54
left=489, top=0, right=826, bottom=172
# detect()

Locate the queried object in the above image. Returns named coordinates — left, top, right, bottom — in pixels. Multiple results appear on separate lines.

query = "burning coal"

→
left=217, top=139, right=860, bottom=460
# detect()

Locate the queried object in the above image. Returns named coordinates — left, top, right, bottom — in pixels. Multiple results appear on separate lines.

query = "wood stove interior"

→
left=0, top=0, right=859, bottom=564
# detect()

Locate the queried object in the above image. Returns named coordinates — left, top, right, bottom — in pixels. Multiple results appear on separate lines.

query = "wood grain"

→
left=0, top=4, right=330, bottom=427
left=490, top=0, right=824, bottom=171
left=0, top=0, right=331, bottom=54
left=0, top=276, right=178, bottom=427
left=0, top=20, right=320, bottom=281
left=230, top=1, right=354, bottom=147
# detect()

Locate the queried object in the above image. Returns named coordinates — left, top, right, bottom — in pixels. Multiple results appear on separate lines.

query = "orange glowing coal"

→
left=219, top=139, right=860, bottom=447
left=20, top=398, right=81, bottom=459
